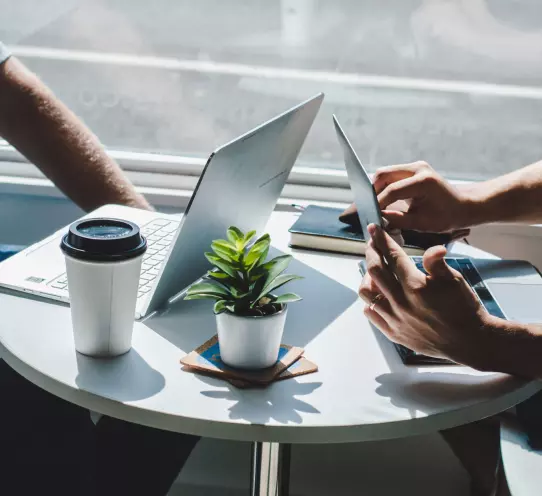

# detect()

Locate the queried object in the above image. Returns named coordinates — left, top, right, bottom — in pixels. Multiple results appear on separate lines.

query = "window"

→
left=1, top=0, right=542, bottom=181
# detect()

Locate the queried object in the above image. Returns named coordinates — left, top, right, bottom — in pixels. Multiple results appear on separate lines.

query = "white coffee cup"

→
left=60, top=218, right=147, bottom=357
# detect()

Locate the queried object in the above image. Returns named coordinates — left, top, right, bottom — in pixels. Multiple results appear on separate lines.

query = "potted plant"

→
left=184, top=226, right=302, bottom=369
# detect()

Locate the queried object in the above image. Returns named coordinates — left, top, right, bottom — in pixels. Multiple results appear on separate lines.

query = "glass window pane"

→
left=1, top=0, right=542, bottom=179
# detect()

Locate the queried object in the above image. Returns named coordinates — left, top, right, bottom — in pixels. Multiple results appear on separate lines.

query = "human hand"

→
left=358, top=223, right=492, bottom=367
left=340, top=196, right=470, bottom=243
left=340, top=161, right=474, bottom=233
left=374, top=161, right=473, bottom=232
left=381, top=216, right=404, bottom=248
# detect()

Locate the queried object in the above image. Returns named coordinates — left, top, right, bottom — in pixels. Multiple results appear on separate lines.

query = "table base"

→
left=251, top=442, right=291, bottom=496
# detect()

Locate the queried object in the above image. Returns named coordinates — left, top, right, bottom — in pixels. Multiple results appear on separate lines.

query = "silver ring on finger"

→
left=369, top=293, right=385, bottom=311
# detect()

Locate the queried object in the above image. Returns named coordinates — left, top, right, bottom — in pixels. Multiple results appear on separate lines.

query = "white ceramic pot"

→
left=216, top=305, right=288, bottom=369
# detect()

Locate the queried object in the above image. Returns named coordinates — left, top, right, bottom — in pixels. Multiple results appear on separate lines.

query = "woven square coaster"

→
left=181, top=356, right=319, bottom=389
left=181, top=335, right=304, bottom=386
left=225, top=356, right=319, bottom=388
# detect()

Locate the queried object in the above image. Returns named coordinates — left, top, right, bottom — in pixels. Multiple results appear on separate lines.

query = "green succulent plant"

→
left=184, top=226, right=302, bottom=316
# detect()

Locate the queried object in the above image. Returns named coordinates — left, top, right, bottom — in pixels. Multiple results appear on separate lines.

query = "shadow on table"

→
left=374, top=370, right=526, bottom=415
left=367, top=313, right=533, bottom=417
left=197, top=374, right=323, bottom=424
left=75, top=349, right=165, bottom=402
left=144, top=247, right=358, bottom=353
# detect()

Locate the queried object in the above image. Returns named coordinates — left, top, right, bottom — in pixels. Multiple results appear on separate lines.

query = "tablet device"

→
left=333, top=115, right=383, bottom=242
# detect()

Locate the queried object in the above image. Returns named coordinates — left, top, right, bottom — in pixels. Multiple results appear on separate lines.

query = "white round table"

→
left=0, top=211, right=539, bottom=495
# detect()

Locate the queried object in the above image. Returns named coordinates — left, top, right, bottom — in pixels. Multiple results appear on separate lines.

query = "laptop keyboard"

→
left=48, top=218, right=180, bottom=299
left=138, top=218, right=180, bottom=298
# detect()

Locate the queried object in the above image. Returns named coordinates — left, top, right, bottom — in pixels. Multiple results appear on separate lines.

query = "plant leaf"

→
left=259, top=254, right=291, bottom=272
left=243, top=230, right=257, bottom=246
left=226, top=226, right=244, bottom=245
left=205, top=252, right=237, bottom=278
left=211, top=244, right=236, bottom=263
left=212, top=239, right=237, bottom=251
left=247, top=246, right=269, bottom=273
left=230, top=286, right=250, bottom=299
left=273, top=293, right=302, bottom=304
left=245, top=237, right=271, bottom=267
left=214, top=300, right=233, bottom=314
left=254, top=245, right=269, bottom=269
left=207, top=270, right=230, bottom=279
left=249, top=271, right=265, bottom=283
left=255, top=254, right=292, bottom=294
left=186, top=282, right=231, bottom=298
left=255, top=274, right=302, bottom=303
left=212, top=240, right=237, bottom=256
left=250, top=280, right=265, bottom=299
left=184, top=294, right=223, bottom=301
left=251, top=255, right=289, bottom=280
left=253, top=233, right=270, bottom=245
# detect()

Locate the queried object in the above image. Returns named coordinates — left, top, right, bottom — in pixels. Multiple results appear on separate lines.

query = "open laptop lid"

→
left=333, top=115, right=383, bottom=242
left=142, top=93, right=324, bottom=316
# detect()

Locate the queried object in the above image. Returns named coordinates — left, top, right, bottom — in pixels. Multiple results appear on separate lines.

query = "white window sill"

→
left=0, top=143, right=356, bottom=209
left=0, top=168, right=352, bottom=212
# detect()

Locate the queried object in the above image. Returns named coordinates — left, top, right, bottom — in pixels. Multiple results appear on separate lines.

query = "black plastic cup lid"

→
left=60, top=218, right=147, bottom=262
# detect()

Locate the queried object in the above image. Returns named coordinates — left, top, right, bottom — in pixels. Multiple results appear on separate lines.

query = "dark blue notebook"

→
left=289, top=205, right=451, bottom=256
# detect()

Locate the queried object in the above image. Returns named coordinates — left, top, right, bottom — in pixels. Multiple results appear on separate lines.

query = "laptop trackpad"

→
left=488, top=283, right=542, bottom=324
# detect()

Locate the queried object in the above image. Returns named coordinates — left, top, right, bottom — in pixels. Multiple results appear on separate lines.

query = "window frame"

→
left=0, top=142, right=353, bottom=209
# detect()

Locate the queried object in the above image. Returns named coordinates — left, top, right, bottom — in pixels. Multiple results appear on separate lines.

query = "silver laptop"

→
left=0, top=93, right=324, bottom=319
left=333, top=114, right=542, bottom=329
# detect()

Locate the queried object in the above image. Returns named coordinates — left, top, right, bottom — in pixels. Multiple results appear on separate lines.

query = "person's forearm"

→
left=475, top=316, right=542, bottom=378
left=461, top=161, right=542, bottom=226
left=0, top=57, right=151, bottom=212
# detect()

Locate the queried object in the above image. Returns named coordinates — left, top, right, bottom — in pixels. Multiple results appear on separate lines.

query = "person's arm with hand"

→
left=374, top=160, right=542, bottom=231
left=457, top=160, right=542, bottom=225
left=358, top=224, right=542, bottom=378
left=0, top=56, right=151, bottom=212
left=339, top=161, right=472, bottom=238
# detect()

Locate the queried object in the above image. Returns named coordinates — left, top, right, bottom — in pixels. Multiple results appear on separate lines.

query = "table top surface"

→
left=0, top=211, right=539, bottom=444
